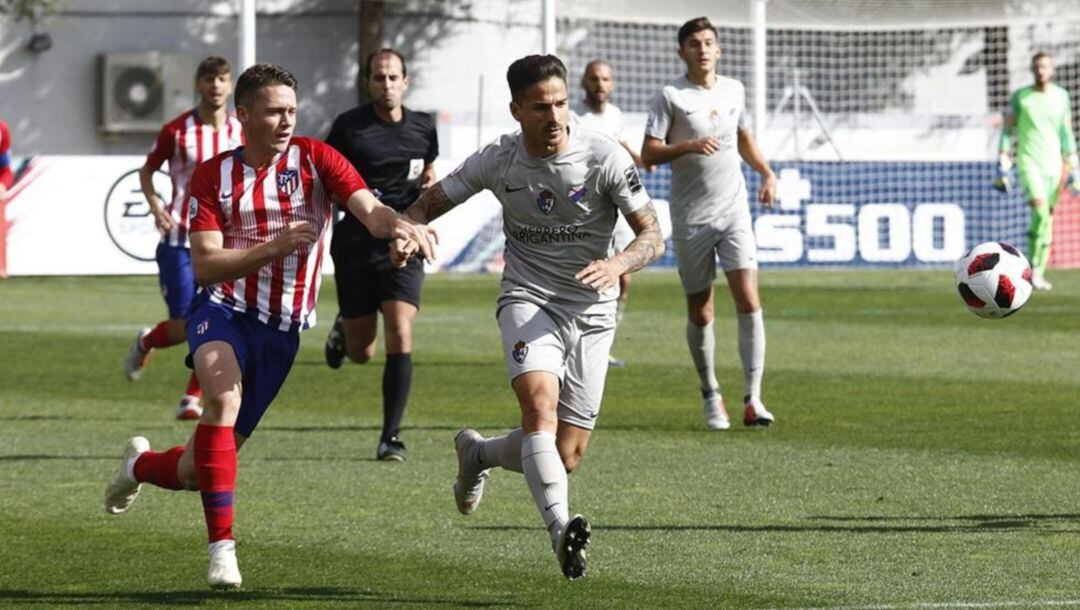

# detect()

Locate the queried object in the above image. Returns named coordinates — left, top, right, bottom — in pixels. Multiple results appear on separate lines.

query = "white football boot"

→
left=104, top=436, right=150, bottom=514
left=1032, top=271, right=1053, bottom=291
left=207, top=539, right=242, bottom=590
left=743, top=398, right=775, bottom=428
left=123, top=328, right=152, bottom=381
left=452, top=429, right=490, bottom=515
left=702, top=392, right=730, bottom=430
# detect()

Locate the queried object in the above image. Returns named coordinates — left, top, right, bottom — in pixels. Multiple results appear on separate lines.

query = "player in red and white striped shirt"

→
left=124, top=56, right=245, bottom=421
left=105, top=63, right=436, bottom=590
left=0, top=120, right=12, bottom=196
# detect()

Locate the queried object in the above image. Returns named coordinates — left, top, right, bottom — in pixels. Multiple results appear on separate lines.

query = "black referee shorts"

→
left=332, top=253, right=424, bottom=318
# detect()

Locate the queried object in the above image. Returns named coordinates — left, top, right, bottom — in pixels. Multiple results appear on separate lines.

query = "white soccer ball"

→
left=954, top=241, right=1033, bottom=319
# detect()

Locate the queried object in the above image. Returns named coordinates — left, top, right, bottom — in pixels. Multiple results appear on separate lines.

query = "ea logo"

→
left=104, top=168, right=172, bottom=262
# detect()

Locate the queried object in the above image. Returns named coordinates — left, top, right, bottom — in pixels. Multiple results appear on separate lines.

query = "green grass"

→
left=2, top=270, right=1080, bottom=608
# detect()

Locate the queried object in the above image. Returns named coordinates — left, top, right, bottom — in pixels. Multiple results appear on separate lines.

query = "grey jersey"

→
left=442, top=123, right=650, bottom=307
left=645, top=74, right=748, bottom=234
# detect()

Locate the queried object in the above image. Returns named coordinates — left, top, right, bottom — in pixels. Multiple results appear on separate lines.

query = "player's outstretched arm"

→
left=403, top=181, right=458, bottom=224
left=736, top=127, right=776, bottom=208
left=345, top=188, right=437, bottom=264
left=575, top=202, right=664, bottom=292
left=190, top=224, right=316, bottom=286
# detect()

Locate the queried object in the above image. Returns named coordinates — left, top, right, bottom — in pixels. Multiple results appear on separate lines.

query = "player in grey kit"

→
left=642, top=16, right=776, bottom=431
left=403, top=55, right=664, bottom=580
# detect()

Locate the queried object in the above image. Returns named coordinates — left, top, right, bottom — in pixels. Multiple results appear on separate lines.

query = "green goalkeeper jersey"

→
left=1004, top=84, right=1076, bottom=171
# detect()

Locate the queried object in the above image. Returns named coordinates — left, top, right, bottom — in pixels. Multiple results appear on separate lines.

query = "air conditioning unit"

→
left=100, top=52, right=197, bottom=134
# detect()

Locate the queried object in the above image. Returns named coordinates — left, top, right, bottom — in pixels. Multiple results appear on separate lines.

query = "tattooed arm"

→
left=403, top=181, right=458, bottom=224
left=575, top=202, right=665, bottom=292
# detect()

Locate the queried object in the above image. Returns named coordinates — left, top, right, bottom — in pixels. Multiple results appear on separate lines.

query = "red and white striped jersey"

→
left=189, top=137, right=367, bottom=332
left=145, top=109, right=244, bottom=248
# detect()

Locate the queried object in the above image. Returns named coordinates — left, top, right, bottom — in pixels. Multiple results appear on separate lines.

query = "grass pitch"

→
left=1, top=270, right=1079, bottom=608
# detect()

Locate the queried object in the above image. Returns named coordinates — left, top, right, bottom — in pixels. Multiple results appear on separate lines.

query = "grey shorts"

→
left=496, top=296, right=616, bottom=430
left=673, top=208, right=758, bottom=295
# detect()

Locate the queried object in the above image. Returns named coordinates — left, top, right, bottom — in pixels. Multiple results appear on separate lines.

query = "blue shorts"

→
left=185, top=293, right=300, bottom=438
left=156, top=243, right=196, bottom=319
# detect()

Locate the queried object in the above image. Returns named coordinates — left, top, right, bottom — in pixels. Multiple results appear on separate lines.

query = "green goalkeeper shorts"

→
left=1017, top=163, right=1061, bottom=206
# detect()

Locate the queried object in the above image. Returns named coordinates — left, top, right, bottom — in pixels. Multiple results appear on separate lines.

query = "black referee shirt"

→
left=326, top=104, right=438, bottom=253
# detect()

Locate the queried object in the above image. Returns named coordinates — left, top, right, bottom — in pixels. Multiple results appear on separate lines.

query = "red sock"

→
left=185, top=372, right=202, bottom=398
left=141, top=320, right=183, bottom=350
left=194, top=424, right=237, bottom=543
left=132, top=446, right=185, bottom=490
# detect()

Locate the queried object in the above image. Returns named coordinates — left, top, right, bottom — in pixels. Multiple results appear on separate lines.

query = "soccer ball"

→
left=954, top=241, right=1033, bottom=319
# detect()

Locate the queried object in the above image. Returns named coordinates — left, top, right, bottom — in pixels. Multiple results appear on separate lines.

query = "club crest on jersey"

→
left=536, top=189, right=555, bottom=215
left=512, top=340, right=528, bottom=364
left=277, top=169, right=300, bottom=196
left=568, top=184, right=589, bottom=205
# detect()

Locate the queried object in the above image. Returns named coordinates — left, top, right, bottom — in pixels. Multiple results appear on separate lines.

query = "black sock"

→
left=381, top=353, right=413, bottom=443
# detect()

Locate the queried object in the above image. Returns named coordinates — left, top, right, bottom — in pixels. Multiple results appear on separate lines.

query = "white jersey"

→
left=645, top=74, right=748, bottom=235
left=574, top=102, right=626, bottom=142
left=441, top=122, right=650, bottom=308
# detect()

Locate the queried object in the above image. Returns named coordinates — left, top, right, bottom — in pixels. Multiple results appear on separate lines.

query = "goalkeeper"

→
left=997, top=51, right=1079, bottom=291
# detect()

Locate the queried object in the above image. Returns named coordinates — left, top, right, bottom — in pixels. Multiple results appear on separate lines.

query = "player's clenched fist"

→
left=271, top=220, right=317, bottom=257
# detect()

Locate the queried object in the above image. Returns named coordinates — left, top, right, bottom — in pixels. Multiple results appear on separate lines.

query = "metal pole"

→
left=792, top=67, right=801, bottom=159
left=541, top=0, right=556, bottom=55
left=477, top=74, right=484, bottom=150
left=239, top=0, right=256, bottom=71
left=753, top=0, right=768, bottom=143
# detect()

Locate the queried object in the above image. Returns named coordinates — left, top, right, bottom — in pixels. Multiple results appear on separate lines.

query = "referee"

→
left=324, top=48, right=438, bottom=461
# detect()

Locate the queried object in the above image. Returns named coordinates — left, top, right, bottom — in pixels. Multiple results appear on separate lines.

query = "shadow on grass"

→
left=0, top=587, right=518, bottom=607
left=0, top=454, right=114, bottom=462
left=293, top=360, right=495, bottom=368
left=0, top=415, right=77, bottom=421
left=470, top=518, right=1080, bottom=534
left=259, top=424, right=506, bottom=433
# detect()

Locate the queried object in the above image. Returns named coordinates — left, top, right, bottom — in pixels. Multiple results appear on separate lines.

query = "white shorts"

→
left=496, top=296, right=616, bottom=430
left=673, top=208, right=758, bottom=295
left=611, top=214, right=635, bottom=253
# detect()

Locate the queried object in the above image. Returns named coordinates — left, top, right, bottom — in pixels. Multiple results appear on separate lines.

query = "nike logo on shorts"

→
left=505, top=184, right=529, bottom=193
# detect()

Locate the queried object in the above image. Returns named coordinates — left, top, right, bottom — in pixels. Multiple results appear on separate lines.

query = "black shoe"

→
left=377, top=437, right=407, bottom=462
left=324, top=314, right=346, bottom=369
left=556, top=515, right=591, bottom=580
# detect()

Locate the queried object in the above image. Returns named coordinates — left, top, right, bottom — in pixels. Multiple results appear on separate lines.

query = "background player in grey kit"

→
left=403, top=55, right=664, bottom=579
left=575, top=59, right=654, bottom=368
left=642, top=16, right=777, bottom=431
left=322, top=48, right=439, bottom=462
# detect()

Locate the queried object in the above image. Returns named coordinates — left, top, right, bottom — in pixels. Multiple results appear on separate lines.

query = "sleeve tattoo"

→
left=405, top=181, right=457, bottom=223
left=613, top=202, right=665, bottom=274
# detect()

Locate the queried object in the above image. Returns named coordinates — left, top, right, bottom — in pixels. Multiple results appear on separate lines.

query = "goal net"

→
left=445, top=0, right=1080, bottom=271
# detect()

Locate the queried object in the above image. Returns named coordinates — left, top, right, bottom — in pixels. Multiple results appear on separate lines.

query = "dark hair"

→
left=195, top=56, right=230, bottom=81
left=234, top=63, right=298, bottom=108
left=507, top=55, right=567, bottom=102
left=365, top=48, right=408, bottom=80
left=678, top=16, right=718, bottom=48
left=1032, top=51, right=1052, bottom=65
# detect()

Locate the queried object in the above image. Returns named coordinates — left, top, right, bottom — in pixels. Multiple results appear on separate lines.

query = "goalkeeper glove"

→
left=1066, top=154, right=1080, bottom=196
left=992, top=164, right=1014, bottom=194
left=1067, top=168, right=1080, bottom=196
